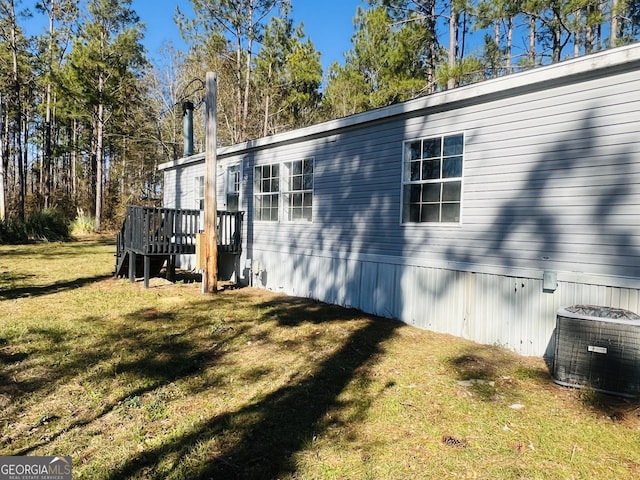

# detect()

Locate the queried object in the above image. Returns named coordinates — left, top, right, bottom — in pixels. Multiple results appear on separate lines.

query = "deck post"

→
left=144, top=255, right=151, bottom=289
left=128, top=251, right=136, bottom=282
left=168, top=255, right=176, bottom=282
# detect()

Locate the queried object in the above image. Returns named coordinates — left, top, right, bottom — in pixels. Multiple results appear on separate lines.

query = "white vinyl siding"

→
left=175, top=64, right=640, bottom=281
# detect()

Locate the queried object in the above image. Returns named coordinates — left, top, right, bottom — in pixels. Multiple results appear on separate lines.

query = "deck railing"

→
left=118, top=205, right=243, bottom=256
left=217, top=210, right=244, bottom=254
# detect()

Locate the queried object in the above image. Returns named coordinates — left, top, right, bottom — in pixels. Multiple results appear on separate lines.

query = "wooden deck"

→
left=115, top=205, right=243, bottom=287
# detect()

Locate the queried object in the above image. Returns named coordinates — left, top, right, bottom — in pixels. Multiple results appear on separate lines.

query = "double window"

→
left=402, top=133, right=464, bottom=223
left=254, top=158, right=314, bottom=222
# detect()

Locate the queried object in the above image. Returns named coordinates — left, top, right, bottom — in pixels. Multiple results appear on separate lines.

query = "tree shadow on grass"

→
left=450, top=342, right=640, bottom=419
left=258, top=295, right=362, bottom=326
left=447, top=344, right=550, bottom=402
left=575, top=389, right=640, bottom=428
left=0, top=274, right=112, bottom=300
left=3, top=289, right=400, bottom=478
left=3, top=299, right=250, bottom=455
left=104, top=298, right=401, bottom=480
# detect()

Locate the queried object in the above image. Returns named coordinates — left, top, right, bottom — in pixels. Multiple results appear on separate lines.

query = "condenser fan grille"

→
left=553, top=305, right=640, bottom=397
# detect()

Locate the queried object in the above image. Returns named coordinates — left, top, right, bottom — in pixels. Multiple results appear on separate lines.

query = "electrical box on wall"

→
left=543, top=271, right=557, bottom=292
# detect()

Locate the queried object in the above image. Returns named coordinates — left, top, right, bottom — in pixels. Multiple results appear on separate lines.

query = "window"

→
left=226, top=164, right=241, bottom=211
left=253, top=159, right=314, bottom=223
left=195, top=176, right=204, bottom=210
left=402, top=133, right=463, bottom=223
left=254, top=164, right=279, bottom=221
left=283, top=158, right=313, bottom=222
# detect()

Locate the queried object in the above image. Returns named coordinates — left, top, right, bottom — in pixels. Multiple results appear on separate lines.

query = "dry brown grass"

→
left=1, top=238, right=640, bottom=479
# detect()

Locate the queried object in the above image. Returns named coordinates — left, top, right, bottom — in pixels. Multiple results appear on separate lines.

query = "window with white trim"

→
left=253, top=158, right=314, bottom=223
left=282, top=158, right=313, bottom=222
left=226, top=163, right=241, bottom=211
left=402, top=133, right=463, bottom=223
left=195, top=175, right=205, bottom=210
left=254, top=164, right=279, bottom=221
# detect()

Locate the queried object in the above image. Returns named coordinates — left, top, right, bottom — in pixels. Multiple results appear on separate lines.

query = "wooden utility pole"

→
left=203, top=72, right=218, bottom=293
left=0, top=94, right=5, bottom=221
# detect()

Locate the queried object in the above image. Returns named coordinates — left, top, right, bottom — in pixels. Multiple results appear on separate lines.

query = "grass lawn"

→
left=1, top=237, right=640, bottom=479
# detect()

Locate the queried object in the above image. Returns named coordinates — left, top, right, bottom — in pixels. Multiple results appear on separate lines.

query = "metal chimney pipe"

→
left=182, top=101, right=194, bottom=157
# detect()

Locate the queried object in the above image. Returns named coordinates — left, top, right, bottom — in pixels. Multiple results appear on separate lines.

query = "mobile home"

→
left=159, top=44, right=640, bottom=357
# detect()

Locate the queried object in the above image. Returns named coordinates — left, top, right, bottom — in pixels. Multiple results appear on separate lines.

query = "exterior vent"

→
left=553, top=305, right=640, bottom=397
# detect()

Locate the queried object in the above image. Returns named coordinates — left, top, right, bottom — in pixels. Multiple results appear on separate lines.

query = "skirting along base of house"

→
left=244, top=248, right=640, bottom=357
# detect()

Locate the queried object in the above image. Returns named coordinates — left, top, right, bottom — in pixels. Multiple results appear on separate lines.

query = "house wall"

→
left=160, top=45, right=640, bottom=356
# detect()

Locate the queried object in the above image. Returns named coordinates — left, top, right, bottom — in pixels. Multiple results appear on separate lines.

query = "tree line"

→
left=1, top=0, right=638, bottom=232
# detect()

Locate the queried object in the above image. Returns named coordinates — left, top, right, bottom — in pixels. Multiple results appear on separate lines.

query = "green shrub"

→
left=24, top=209, right=70, bottom=242
left=0, top=209, right=71, bottom=244
left=70, top=213, right=96, bottom=236
left=0, top=218, right=28, bottom=244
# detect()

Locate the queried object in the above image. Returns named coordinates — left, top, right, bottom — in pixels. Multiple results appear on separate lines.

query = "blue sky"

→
left=134, top=0, right=368, bottom=71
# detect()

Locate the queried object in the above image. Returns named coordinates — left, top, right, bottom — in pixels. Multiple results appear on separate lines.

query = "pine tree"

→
left=66, top=0, right=145, bottom=229
left=254, top=17, right=321, bottom=135
left=325, top=5, right=429, bottom=114
left=34, top=0, right=78, bottom=210
left=0, top=0, right=31, bottom=221
left=177, top=0, right=291, bottom=143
